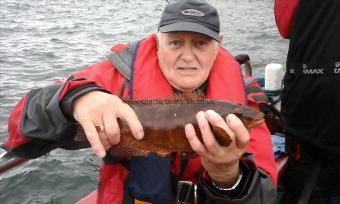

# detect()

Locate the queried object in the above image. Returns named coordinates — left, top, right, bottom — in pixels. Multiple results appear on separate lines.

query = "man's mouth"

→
left=177, top=67, right=197, bottom=70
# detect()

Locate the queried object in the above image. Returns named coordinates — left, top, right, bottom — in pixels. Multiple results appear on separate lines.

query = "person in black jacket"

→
left=275, top=0, right=340, bottom=203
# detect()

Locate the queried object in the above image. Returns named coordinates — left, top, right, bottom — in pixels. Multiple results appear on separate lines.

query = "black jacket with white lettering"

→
left=282, top=0, right=340, bottom=156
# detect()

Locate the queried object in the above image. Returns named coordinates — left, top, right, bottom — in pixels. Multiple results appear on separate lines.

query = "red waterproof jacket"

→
left=274, top=0, right=300, bottom=38
left=3, top=34, right=276, bottom=203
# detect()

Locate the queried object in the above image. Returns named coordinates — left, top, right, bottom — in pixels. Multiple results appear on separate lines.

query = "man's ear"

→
left=155, top=32, right=160, bottom=50
left=218, top=34, right=224, bottom=43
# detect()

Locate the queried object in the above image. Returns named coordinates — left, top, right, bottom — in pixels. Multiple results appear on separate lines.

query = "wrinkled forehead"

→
left=160, top=31, right=215, bottom=41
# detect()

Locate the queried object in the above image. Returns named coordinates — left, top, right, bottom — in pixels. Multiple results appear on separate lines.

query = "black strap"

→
left=171, top=154, right=198, bottom=204
left=176, top=180, right=196, bottom=204
left=119, top=80, right=130, bottom=98
left=122, top=177, right=135, bottom=204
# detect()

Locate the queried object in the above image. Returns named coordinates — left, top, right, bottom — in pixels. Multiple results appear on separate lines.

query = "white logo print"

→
left=303, top=69, right=324, bottom=75
left=181, top=9, right=205, bottom=17
left=334, top=62, right=340, bottom=74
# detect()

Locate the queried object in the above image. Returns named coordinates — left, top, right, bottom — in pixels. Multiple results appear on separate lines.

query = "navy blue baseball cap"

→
left=158, top=0, right=220, bottom=42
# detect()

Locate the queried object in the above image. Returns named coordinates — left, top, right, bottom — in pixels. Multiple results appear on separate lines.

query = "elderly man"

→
left=3, top=0, right=276, bottom=203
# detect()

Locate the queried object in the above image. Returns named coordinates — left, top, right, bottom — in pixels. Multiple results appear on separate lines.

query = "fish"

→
left=75, top=93, right=264, bottom=158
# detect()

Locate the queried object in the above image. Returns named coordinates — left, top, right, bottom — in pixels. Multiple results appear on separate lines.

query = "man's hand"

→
left=185, top=110, right=250, bottom=187
left=72, top=91, right=144, bottom=158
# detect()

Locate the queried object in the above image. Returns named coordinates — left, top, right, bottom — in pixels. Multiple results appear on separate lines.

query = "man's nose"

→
left=180, top=44, right=195, bottom=62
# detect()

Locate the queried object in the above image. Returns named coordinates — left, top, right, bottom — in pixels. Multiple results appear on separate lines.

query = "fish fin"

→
left=211, top=126, right=232, bottom=146
left=166, top=92, right=206, bottom=103
left=155, top=150, right=173, bottom=157
left=123, top=92, right=206, bottom=105
left=109, top=143, right=151, bottom=158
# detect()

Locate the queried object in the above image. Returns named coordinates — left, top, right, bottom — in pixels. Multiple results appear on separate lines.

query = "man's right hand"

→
left=72, top=91, right=144, bottom=158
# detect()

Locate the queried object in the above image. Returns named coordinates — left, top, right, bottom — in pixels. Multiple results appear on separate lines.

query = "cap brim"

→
left=159, top=22, right=220, bottom=42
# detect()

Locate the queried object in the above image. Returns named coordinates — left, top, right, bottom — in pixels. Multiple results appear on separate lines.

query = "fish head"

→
left=233, top=107, right=265, bottom=130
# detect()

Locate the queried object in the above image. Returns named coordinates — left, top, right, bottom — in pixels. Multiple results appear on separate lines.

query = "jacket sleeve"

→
left=198, top=154, right=276, bottom=204
left=274, top=0, right=300, bottom=39
left=2, top=60, right=126, bottom=159
left=2, top=77, right=105, bottom=158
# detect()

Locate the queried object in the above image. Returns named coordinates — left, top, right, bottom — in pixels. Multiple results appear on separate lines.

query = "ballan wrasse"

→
left=74, top=93, right=264, bottom=158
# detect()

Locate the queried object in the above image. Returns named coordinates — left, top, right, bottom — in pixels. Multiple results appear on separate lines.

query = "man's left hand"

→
left=185, top=110, right=250, bottom=188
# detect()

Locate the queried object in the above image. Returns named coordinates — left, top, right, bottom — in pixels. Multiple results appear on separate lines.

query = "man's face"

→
left=157, top=32, right=219, bottom=92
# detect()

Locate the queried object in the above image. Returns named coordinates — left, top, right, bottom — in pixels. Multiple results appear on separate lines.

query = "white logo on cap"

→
left=181, top=9, right=205, bottom=17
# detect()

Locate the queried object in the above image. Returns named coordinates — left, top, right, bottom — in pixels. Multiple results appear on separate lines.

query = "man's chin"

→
left=173, top=82, right=200, bottom=92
